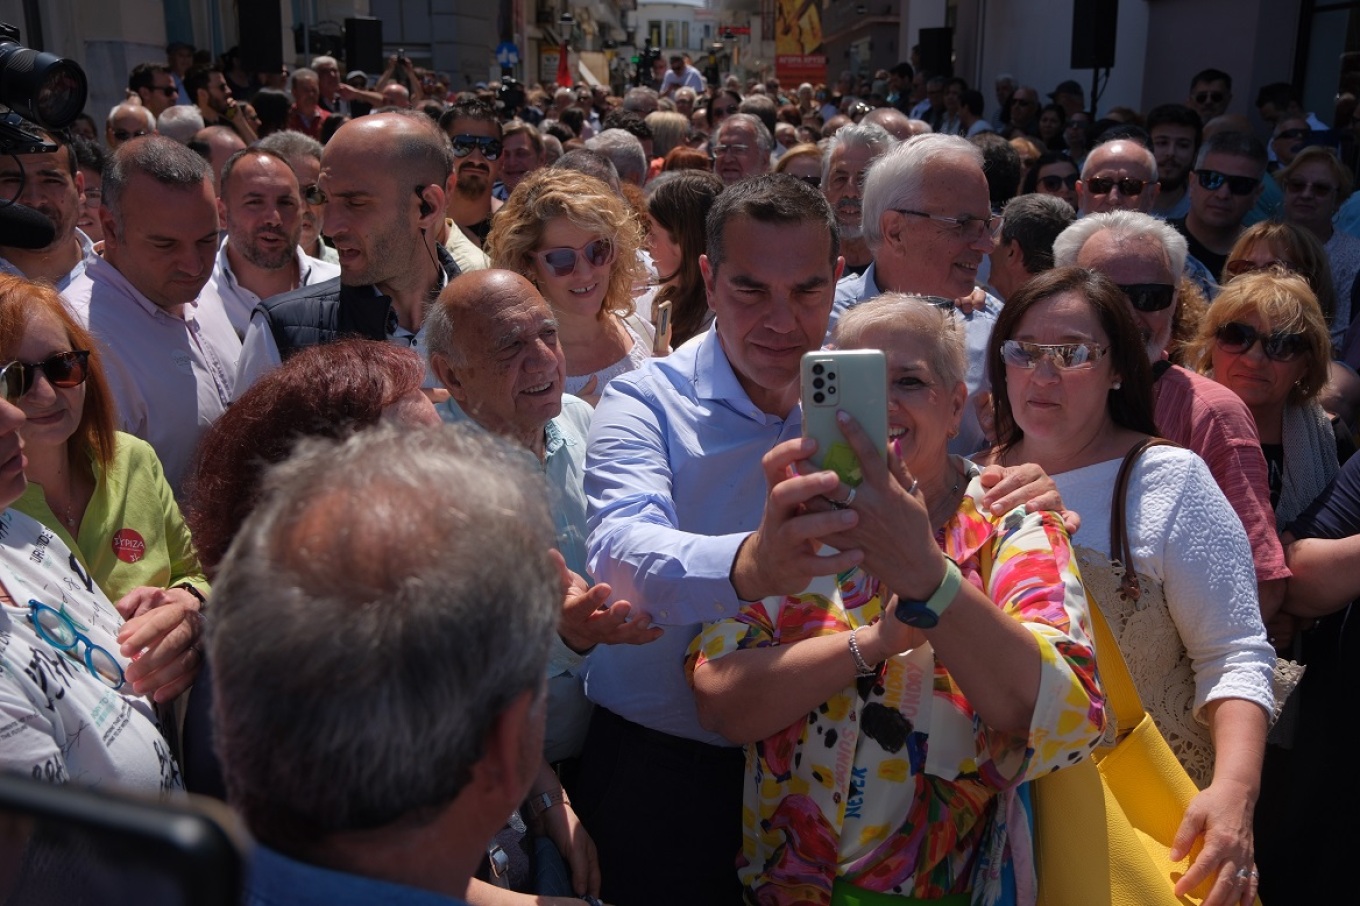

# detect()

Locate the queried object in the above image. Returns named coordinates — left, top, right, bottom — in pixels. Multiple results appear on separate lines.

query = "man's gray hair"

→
left=1052, top=209, right=1188, bottom=277
left=861, top=133, right=983, bottom=252
left=622, top=86, right=659, bottom=113
left=1194, top=129, right=1268, bottom=171
left=833, top=293, right=967, bottom=389
left=586, top=128, right=648, bottom=186
left=106, top=102, right=155, bottom=131
left=291, top=67, right=319, bottom=89
left=715, top=112, right=773, bottom=155
left=103, top=135, right=212, bottom=234
left=311, top=54, right=338, bottom=70
left=257, top=129, right=324, bottom=163
left=209, top=423, right=559, bottom=849
left=156, top=104, right=205, bottom=144
left=821, top=121, right=895, bottom=188
left=999, top=194, right=1077, bottom=274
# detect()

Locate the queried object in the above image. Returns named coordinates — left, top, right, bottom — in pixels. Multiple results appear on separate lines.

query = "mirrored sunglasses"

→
left=535, top=238, right=614, bottom=277
left=1194, top=169, right=1260, bottom=195
left=451, top=134, right=503, bottom=160
left=1001, top=340, right=1108, bottom=370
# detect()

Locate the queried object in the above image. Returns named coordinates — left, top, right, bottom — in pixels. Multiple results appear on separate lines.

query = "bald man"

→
left=106, top=102, right=156, bottom=149
left=237, top=113, right=461, bottom=393
left=425, top=268, right=661, bottom=763
left=1077, top=139, right=1160, bottom=215
left=861, top=106, right=914, bottom=141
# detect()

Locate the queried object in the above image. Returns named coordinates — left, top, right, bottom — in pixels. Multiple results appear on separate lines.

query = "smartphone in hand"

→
left=800, top=350, right=888, bottom=486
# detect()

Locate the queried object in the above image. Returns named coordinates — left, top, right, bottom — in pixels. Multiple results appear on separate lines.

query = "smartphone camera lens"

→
left=812, top=363, right=824, bottom=375
left=828, top=386, right=837, bottom=395
left=827, top=371, right=837, bottom=380
left=813, top=377, right=824, bottom=389
left=813, top=391, right=825, bottom=404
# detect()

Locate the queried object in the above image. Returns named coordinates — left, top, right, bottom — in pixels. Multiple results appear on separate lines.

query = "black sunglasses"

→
left=1039, top=173, right=1079, bottom=191
left=451, top=134, right=502, bottom=160
left=1193, top=90, right=1225, bottom=105
left=111, top=129, right=150, bottom=142
left=1085, top=176, right=1149, bottom=196
left=1194, top=169, right=1260, bottom=195
left=0, top=351, right=90, bottom=403
left=1274, top=128, right=1310, bottom=142
left=1214, top=322, right=1307, bottom=362
left=1115, top=283, right=1176, bottom=312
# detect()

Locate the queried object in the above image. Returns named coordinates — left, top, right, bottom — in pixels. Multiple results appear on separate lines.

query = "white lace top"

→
left=564, top=314, right=655, bottom=400
left=1054, top=446, right=1275, bottom=741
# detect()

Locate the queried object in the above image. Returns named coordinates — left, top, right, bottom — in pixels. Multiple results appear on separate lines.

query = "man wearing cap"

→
left=1048, top=80, right=1085, bottom=117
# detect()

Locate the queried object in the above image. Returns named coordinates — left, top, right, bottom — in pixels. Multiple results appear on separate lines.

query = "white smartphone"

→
left=800, top=349, right=888, bottom=486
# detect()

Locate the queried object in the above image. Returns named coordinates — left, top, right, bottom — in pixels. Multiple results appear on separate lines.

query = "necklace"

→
left=927, top=459, right=965, bottom=533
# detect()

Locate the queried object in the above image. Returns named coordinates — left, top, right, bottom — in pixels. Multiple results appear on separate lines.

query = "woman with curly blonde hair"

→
left=487, top=168, right=655, bottom=403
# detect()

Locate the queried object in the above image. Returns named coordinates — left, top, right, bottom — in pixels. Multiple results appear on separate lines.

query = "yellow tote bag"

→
left=1034, top=439, right=1260, bottom=906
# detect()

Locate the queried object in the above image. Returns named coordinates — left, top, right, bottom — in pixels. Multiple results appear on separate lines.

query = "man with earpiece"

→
left=235, top=112, right=462, bottom=395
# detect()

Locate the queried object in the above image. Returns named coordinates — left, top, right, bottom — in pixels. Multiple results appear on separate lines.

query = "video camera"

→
left=0, top=22, right=88, bottom=155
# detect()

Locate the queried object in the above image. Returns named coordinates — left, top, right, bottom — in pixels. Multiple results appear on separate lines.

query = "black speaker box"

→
left=345, top=17, right=384, bottom=75
left=238, top=0, right=283, bottom=73
left=1071, top=0, right=1118, bottom=70
left=918, top=27, right=953, bottom=78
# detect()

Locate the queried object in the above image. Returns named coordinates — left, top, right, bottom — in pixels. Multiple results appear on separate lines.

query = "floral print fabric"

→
left=688, top=483, right=1105, bottom=905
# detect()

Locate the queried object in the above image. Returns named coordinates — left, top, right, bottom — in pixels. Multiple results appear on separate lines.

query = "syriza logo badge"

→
left=111, top=528, right=146, bottom=564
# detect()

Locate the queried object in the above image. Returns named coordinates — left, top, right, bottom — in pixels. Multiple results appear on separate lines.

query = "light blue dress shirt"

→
left=830, top=262, right=997, bottom=455
left=583, top=325, right=803, bottom=745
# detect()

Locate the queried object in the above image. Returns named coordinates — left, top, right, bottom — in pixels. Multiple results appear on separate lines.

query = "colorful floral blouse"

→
left=688, top=481, right=1105, bottom=906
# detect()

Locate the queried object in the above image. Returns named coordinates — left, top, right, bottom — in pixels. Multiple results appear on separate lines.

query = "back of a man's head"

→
left=970, top=132, right=1022, bottom=210
left=551, top=148, right=622, bottom=194
left=586, top=129, right=647, bottom=186
left=209, top=424, right=559, bottom=856
left=1000, top=193, right=1077, bottom=274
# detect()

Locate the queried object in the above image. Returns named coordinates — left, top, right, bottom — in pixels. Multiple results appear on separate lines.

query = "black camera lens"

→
left=813, top=391, right=824, bottom=404
left=811, top=363, right=824, bottom=375
left=812, top=377, right=824, bottom=389
left=0, top=39, right=87, bottom=127
left=827, top=371, right=836, bottom=380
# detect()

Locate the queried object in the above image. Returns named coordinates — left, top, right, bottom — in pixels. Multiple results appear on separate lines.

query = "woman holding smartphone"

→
left=689, top=294, right=1105, bottom=905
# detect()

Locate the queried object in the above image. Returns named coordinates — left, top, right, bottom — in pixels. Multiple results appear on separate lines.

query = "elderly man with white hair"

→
left=586, top=128, right=647, bottom=187
left=157, top=104, right=205, bottom=144
left=831, top=133, right=1000, bottom=454
left=1052, top=209, right=1288, bottom=618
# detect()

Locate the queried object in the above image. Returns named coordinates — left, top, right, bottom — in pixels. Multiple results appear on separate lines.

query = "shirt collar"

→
left=691, top=321, right=783, bottom=423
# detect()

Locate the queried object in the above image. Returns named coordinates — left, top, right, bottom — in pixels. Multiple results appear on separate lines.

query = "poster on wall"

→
left=775, top=0, right=826, bottom=87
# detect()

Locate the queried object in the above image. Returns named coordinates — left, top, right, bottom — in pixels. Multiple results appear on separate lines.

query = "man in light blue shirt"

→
left=579, top=175, right=851, bottom=905
left=425, top=268, right=660, bottom=767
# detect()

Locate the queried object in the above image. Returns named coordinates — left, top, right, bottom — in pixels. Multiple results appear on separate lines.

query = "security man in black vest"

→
left=235, top=112, right=461, bottom=394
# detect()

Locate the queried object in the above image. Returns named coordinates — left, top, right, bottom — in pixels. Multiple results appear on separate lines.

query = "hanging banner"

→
left=775, top=0, right=827, bottom=86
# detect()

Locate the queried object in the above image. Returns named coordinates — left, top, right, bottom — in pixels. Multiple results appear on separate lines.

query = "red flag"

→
left=556, top=42, right=571, bottom=89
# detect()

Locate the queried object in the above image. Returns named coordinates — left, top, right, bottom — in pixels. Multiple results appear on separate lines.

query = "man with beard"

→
left=1148, top=104, right=1203, bottom=220
left=438, top=99, right=503, bottom=250
left=199, top=149, right=340, bottom=336
left=0, top=127, right=99, bottom=290
left=184, top=65, right=257, bottom=144
left=236, top=113, right=460, bottom=393
left=256, top=131, right=337, bottom=265
left=820, top=121, right=894, bottom=276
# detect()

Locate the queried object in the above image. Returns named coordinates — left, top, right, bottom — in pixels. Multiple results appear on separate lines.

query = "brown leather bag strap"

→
left=1110, top=437, right=1182, bottom=601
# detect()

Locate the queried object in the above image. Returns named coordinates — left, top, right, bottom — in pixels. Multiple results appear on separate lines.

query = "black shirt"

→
left=1168, top=216, right=1227, bottom=282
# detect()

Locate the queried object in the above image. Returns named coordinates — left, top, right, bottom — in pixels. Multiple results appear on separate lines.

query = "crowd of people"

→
left=0, top=34, right=1358, bottom=906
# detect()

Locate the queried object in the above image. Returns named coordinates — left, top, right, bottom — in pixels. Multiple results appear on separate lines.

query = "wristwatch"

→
left=893, top=558, right=962, bottom=629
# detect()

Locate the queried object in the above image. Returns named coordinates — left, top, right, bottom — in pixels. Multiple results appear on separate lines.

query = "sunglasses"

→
left=111, top=129, right=150, bottom=142
left=1115, top=282, right=1176, bottom=312
left=1225, top=258, right=1296, bottom=278
left=1214, top=321, right=1307, bottom=362
left=1085, top=176, right=1149, bottom=196
left=1274, top=128, right=1310, bottom=142
left=451, top=134, right=502, bottom=160
left=0, top=351, right=89, bottom=403
left=1001, top=340, right=1108, bottom=370
left=535, top=238, right=614, bottom=277
left=1194, top=169, right=1260, bottom=195
left=1039, top=173, right=1079, bottom=191
left=1193, top=90, right=1225, bottom=105
left=1284, top=178, right=1337, bottom=197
